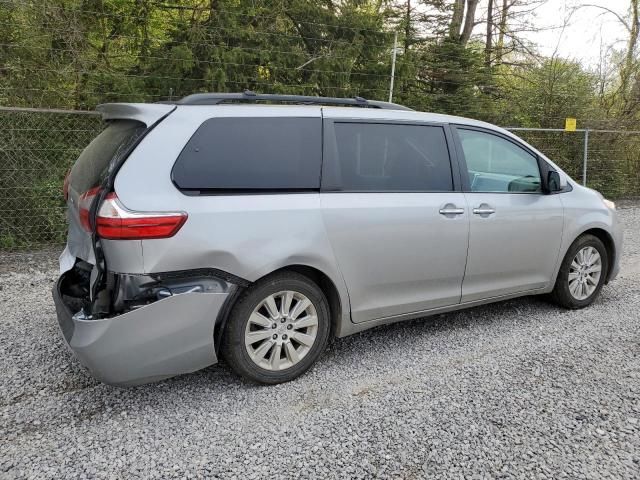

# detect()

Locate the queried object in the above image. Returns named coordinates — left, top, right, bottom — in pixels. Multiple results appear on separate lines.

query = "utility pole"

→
left=582, top=129, right=590, bottom=186
left=389, top=31, right=398, bottom=103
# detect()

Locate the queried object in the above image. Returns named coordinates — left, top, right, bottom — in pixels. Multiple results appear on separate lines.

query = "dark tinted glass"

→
left=172, top=117, right=321, bottom=191
left=71, top=120, right=146, bottom=193
left=333, top=123, right=453, bottom=191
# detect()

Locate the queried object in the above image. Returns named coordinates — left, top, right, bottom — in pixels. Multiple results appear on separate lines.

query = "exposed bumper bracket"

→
left=53, top=276, right=229, bottom=386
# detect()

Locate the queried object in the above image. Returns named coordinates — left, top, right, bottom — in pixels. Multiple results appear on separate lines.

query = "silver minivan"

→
left=53, top=92, right=623, bottom=386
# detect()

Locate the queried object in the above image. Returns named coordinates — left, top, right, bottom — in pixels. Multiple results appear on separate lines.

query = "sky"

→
left=519, top=0, right=631, bottom=67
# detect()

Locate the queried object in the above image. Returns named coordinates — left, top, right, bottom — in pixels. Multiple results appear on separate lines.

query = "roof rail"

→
left=165, top=90, right=412, bottom=111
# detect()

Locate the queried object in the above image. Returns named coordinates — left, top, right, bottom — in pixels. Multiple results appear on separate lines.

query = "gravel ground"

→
left=1, top=208, right=640, bottom=480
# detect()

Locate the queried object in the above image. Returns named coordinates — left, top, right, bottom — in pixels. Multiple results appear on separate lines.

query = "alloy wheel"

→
left=568, top=246, right=602, bottom=300
left=244, top=290, right=319, bottom=371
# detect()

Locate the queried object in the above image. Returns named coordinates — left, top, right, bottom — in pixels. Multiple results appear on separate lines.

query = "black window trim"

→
left=176, top=187, right=320, bottom=196
left=321, top=118, right=462, bottom=193
left=171, top=116, right=323, bottom=196
left=451, top=124, right=560, bottom=195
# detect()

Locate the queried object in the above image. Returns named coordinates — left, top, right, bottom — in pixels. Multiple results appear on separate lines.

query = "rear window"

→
left=171, top=117, right=321, bottom=192
left=332, top=123, right=453, bottom=192
left=71, top=119, right=146, bottom=193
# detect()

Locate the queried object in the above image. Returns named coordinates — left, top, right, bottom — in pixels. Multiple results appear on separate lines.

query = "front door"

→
left=453, top=127, right=564, bottom=302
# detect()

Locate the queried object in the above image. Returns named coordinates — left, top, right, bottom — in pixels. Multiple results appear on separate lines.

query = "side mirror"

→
left=547, top=170, right=561, bottom=193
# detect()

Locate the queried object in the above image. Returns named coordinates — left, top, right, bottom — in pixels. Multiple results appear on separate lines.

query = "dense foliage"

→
left=0, top=0, right=639, bottom=248
left=1, top=0, right=637, bottom=127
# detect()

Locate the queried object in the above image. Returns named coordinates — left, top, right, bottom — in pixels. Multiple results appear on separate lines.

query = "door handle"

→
left=439, top=205, right=465, bottom=216
left=473, top=204, right=496, bottom=216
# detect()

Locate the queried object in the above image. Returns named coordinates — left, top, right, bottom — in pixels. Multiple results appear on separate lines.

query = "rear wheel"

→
left=551, top=234, right=608, bottom=309
left=222, top=271, right=330, bottom=384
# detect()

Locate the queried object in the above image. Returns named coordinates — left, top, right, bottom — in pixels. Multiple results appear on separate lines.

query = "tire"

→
left=221, top=271, right=331, bottom=384
left=551, top=234, right=609, bottom=309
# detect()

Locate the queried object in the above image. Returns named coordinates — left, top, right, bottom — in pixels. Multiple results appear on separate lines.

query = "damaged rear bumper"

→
left=52, top=274, right=230, bottom=386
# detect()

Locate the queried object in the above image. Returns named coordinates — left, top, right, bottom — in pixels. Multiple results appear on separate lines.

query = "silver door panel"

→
left=461, top=193, right=564, bottom=302
left=321, top=192, right=469, bottom=323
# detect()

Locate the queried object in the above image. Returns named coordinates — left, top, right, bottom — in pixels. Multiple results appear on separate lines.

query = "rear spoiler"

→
left=95, top=103, right=175, bottom=127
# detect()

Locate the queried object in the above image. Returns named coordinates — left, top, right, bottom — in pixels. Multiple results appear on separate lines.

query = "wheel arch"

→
left=269, top=265, right=344, bottom=339
left=555, top=227, right=616, bottom=286
left=214, top=264, right=347, bottom=352
left=580, top=227, right=616, bottom=282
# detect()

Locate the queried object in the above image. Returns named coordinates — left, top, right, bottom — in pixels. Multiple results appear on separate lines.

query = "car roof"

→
left=320, top=105, right=499, bottom=129
left=165, top=91, right=412, bottom=111
left=97, top=101, right=497, bottom=130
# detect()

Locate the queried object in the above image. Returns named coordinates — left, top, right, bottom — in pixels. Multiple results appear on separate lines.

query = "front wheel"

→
left=551, top=234, right=608, bottom=309
left=221, top=271, right=330, bottom=384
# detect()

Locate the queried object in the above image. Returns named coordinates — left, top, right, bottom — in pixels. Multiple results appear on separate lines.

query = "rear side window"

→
left=71, top=120, right=146, bottom=193
left=172, top=117, right=322, bottom=192
left=332, top=123, right=453, bottom=191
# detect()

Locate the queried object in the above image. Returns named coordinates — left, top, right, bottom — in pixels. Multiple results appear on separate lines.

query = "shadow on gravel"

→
left=2, top=278, right=625, bottom=444
left=61, top=293, right=559, bottom=394
left=141, top=287, right=617, bottom=395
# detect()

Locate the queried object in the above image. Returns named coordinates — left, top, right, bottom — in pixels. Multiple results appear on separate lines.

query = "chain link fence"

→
left=1, top=107, right=639, bottom=253
left=0, top=107, right=102, bottom=251
left=509, top=128, right=640, bottom=198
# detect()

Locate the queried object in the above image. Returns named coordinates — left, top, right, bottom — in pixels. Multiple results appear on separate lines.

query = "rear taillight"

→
left=95, top=192, right=187, bottom=240
left=78, top=186, right=102, bottom=232
left=63, top=169, right=71, bottom=201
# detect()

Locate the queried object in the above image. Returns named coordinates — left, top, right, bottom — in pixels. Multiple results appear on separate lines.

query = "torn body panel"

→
left=53, top=263, right=237, bottom=386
